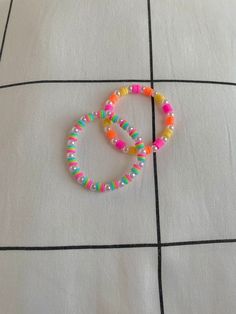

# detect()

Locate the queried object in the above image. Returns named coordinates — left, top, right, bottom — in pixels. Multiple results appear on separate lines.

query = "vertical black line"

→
left=0, top=0, right=13, bottom=61
left=147, top=1, right=165, bottom=313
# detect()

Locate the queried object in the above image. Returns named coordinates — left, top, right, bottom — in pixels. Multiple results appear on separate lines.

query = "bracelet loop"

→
left=66, top=110, right=147, bottom=192
left=103, top=84, right=175, bottom=155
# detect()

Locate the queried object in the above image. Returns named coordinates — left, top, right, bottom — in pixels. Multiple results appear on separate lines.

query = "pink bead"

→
left=114, top=180, right=120, bottom=188
left=86, top=179, right=93, bottom=190
left=129, top=128, right=137, bottom=136
left=162, top=103, right=173, bottom=114
left=101, top=183, right=106, bottom=192
left=75, top=172, right=84, bottom=180
left=69, top=136, right=77, bottom=141
left=105, top=104, right=114, bottom=111
left=68, top=161, right=78, bottom=167
left=115, top=140, right=126, bottom=150
left=133, top=164, right=142, bottom=170
left=126, top=174, right=132, bottom=182
left=67, top=149, right=76, bottom=153
left=74, top=124, right=83, bottom=131
left=153, top=138, right=165, bottom=149
left=132, top=84, right=141, bottom=94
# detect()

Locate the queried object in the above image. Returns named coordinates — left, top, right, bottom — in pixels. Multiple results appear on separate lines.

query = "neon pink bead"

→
left=75, top=172, right=84, bottom=180
left=116, top=140, right=126, bottom=150
left=119, top=119, right=126, bottom=127
left=132, top=84, right=142, bottom=94
left=74, top=124, right=83, bottom=131
left=68, top=161, right=78, bottom=167
left=133, top=164, right=142, bottom=170
left=101, top=183, right=106, bottom=192
left=125, top=174, right=132, bottom=182
left=68, top=136, right=78, bottom=141
left=153, top=138, right=165, bottom=149
left=67, top=149, right=76, bottom=153
left=162, top=103, right=173, bottom=114
left=129, top=128, right=137, bottom=136
left=114, top=180, right=120, bottom=188
left=105, top=104, right=114, bottom=111
left=86, top=179, right=93, bottom=190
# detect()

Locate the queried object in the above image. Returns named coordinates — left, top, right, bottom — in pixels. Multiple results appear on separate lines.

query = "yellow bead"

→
left=103, top=118, right=112, bottom=127
left=154, top=93, right=166, bottom=105
left=128, top=146, right=137, bottom=155
left=119, top=87, right=129, bottom=96
left=162, top=128, right=173, bottom=139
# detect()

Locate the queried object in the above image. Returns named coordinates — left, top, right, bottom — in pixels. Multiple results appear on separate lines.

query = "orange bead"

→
left=109, top=94, right=119, bottom=103
left=143, top=87, right=154, bottom=96
left=128, top=146, right=137, bottom=155
left=106, top=130, right=117, bottom=140
left=165, top=116, right=175, bottom=126
left=145, top=146, right=152, bottom=155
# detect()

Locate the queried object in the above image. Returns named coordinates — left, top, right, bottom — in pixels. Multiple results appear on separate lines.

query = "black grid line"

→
left=0, top=79, right=236, bottom=90
left=0, top=0, right=13, bottom=61
left=1, top=238, right=236, bottom=251
left=147, top=1, right=165, bottom=313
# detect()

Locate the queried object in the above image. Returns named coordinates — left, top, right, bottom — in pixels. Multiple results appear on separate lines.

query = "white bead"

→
left=128, top=86, right=133, bottom=93
left=137, top=137, right=142, bottom=142
left=78, top=176, right=85, bottom=184
left=169, top=112, right=175, bottom=117
left=162, top=136, right=168, bottom=142
left=152, top=145, right=158, bottom=152
left=114, top=90, right=121, bottom=96
left=130, top=173, right=136, bottom=178
left=104, top=127, right=111, bottom=132
left=164, top=99, right=168, bottom=104
left=81, top=116, right=87, bottom=122
left=123, top=147, right=129, bottom=153
left=71, top=166, right=77, bottom=171
left=68, top=140, right=75, bottom=146
left=111, top=138, right=118, bottom=145
left=119, top=119, right=124, bottom=124
left=67, top=153, right=75, bottom=158
left=139, top=162, right=144, bottom=167
left=105, top=184, right=111, bottom=191
left=120, top=181, right=125, bottom=187
left=169, top=125, right=174, bottom=130
left=106, top=100, right=113, bottom=106
left=141, top=86, right=146, bottom=92
left=94, top=111, right=99, bottom=117
left=153, top=91, right=158, bottom=96
left=140, top=149, right=146, bottom=154
left=91, top=184, right=97, bottom=191
left=106, top=111, right=112, bottom=116
left=73, top=127, right=79, bottom=133
left=128, top=126, right=134, bottom=132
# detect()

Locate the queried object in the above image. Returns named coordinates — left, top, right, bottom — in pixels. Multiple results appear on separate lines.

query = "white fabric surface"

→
left=0, top=1, right=236, bottom=313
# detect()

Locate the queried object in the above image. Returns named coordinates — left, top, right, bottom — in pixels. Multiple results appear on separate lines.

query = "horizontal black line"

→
left=1, top=239, right=236, bottom=251
left=0, top=79, right=236, bottom=90
left=0, top=243, right=157, bottom=251
left=161, top=238, right=236, bottom=247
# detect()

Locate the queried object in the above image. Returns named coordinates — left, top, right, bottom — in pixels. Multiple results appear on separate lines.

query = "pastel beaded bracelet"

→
left=66, top=110, right=147, bottom=192
left=103, top=85, right=175, bottom=155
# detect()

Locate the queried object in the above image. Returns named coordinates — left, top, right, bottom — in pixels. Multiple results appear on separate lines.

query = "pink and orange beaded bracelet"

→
left=103, top=84, right=175, bottom=155
left=66, top=85, right=175, bottom=192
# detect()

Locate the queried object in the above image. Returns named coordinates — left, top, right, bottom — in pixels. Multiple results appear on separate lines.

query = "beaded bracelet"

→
left=103, top=84, right=175, bottom=155
left=66, top=110, right=147, bottom=192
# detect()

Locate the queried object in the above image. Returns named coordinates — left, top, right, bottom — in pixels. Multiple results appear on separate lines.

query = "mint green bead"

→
left=131, top=167, right=139, bottom=175
left=122, top=122, right=129, bottom=130
left=122, top=176, right=129, bottom=185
